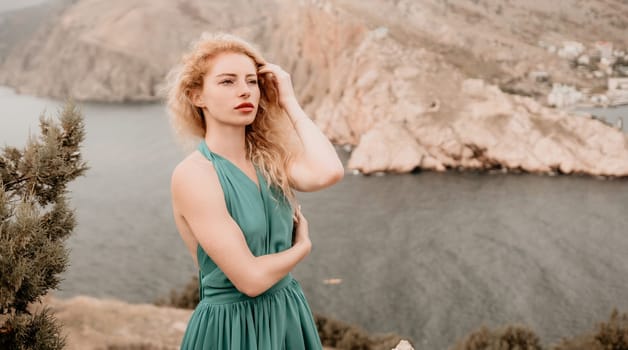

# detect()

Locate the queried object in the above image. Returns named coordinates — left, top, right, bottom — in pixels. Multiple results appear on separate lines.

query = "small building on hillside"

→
left=607, top=78, right=628, bottom=106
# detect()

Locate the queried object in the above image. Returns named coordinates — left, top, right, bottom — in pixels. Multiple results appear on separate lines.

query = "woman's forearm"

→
left=240, top=240, right=311, bottom=297
left=283, top=98, right=343, bottom=173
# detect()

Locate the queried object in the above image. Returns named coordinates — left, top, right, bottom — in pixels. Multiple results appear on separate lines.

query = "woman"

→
left=167, top=32, right=344, bottom=349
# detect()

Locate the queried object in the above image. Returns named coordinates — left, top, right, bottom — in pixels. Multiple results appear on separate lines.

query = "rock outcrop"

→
left=2, top=0, right=628, bottom=176
left=36, top=295, right=191, bottom=350
left=348, top=79, right=628, bottom=176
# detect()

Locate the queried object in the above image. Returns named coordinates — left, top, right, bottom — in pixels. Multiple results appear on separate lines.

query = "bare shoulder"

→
left=171, top=151, right=221, bottom=208
left=172, top=151, right=213, bottom=180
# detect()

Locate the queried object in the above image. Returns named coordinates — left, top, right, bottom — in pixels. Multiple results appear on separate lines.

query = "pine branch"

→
left=1, top=176, right=30, bottom=192
left=0, top=100, right=86, bottom=348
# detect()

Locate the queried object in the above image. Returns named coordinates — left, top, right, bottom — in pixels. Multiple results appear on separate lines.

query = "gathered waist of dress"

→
left=200, top=274, right=295, bottom=305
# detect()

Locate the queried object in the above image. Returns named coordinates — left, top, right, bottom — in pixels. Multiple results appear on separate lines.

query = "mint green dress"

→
left=180, top=140, right=323, bottom=350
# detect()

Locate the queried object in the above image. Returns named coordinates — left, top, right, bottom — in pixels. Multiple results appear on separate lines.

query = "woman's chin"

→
left=232, top=116, right=257, bottom=127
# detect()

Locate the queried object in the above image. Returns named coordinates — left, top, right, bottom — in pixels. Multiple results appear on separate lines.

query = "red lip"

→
left=235, top=102, right=255, bottom=109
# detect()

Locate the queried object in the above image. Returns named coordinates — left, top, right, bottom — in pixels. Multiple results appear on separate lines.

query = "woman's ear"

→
left=190, top=89, right=205, bottom=108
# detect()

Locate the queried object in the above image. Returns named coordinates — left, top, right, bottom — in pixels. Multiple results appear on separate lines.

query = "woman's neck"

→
left=203, top=125, right=248, bottom=162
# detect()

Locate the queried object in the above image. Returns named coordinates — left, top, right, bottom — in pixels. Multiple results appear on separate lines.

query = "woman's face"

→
left=195, top=52, right=260, bottom=127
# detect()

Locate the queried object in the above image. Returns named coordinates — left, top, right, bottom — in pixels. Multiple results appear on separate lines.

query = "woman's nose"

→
left=239, top=82, right=251, bottom=98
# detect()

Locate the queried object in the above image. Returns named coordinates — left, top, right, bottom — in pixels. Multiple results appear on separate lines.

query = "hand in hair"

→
left=258, top=63, right=297, bottom=109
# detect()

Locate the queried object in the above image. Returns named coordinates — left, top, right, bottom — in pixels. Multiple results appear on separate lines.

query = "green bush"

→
left=450, top=311, right=628, bottom=350
left=0, top=102, right=87, bottom=349
left=154, top=275, right=199, bottom=310
left=451, top=324, right=542, bottom=350
left=314, top=313, right=402, bottom=350
left=553, top=309, right=628, bottom=350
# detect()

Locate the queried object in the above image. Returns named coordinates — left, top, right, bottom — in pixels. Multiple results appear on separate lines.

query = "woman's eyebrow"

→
left=215, top=73, right=257, bottom=78
left=215, top=73, right=237, bottom=78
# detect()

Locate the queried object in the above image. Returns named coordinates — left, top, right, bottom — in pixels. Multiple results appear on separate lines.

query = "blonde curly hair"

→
left=166, top=33, right=298, bottom=206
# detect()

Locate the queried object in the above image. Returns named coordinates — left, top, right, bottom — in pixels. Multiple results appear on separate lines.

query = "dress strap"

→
left=196, top=138, right=234, bottom=214
left=197, top=139, right=216, bottom=161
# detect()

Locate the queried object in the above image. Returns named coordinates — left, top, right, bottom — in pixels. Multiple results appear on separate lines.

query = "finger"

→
left=293, top=204, right=301, bottom=220
left=258, top=64, right=285, bottom=76
left=258, top=63, right=279, bottom=70
left=257, top=69, right=278, bottom=82
left=257, top=64, right=277, bottom=74
left=258, top=70, right=279, bottom=80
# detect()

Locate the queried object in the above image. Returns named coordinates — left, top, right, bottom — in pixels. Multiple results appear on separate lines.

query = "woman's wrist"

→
left=280, top=94, right=299, bottom=110
left=281, top=97, right=306, bottom=121
left=294, top=238, right=312, bottom=257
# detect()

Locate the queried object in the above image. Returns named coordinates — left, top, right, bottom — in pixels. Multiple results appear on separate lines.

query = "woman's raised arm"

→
left=258, top=63, right=344, bottom=192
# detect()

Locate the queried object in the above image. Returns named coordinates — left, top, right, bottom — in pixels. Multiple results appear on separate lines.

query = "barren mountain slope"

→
left=1, top=0, right=627, bottom=175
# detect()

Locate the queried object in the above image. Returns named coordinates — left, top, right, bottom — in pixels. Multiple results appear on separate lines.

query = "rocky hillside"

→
left=2, top=0, right=628, bottom=175
left=0, top=0, right=279, bottom=101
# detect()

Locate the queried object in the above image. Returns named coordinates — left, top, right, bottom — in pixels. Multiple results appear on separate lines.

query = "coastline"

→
left=37, top=294, right=628, bottom=350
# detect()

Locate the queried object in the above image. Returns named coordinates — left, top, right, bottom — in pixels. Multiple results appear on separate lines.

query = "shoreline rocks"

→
left=347, top=79, right=628, bottom=177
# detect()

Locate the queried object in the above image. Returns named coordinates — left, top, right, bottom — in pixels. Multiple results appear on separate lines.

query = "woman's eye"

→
left=220, top=80, right=233, bottom=85
left=248, top=80, right=258, bottom=85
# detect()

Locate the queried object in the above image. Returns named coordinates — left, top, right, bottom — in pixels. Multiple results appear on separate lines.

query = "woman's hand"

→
left=292, top=205, right=311, bottom=252
left=257, top=63, right=297, bottom=109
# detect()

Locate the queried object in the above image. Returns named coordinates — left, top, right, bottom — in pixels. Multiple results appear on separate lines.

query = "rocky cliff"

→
left=2, top=0, right=628, bottom=175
